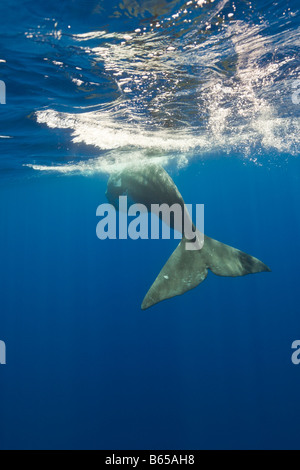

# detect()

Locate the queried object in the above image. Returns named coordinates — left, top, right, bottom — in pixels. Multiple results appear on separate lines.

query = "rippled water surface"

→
left=1, top=0, right=299, bottom=175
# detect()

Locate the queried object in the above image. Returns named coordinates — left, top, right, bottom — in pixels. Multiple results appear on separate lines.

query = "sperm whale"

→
left=106, top=164, right=271, bottom=310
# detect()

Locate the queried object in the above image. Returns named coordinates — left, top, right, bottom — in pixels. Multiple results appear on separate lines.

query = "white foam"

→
left=35, top=109, right=210, bottom=153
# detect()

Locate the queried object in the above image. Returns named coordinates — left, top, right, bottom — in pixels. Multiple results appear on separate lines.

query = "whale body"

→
left=106, top=164, right=270, bottom=310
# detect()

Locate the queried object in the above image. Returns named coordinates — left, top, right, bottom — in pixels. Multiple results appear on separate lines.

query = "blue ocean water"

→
left=0, top=0, right=300, bottom=450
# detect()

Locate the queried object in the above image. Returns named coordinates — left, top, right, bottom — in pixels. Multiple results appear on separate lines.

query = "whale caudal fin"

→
left=141, top=235, right=270, bottom=310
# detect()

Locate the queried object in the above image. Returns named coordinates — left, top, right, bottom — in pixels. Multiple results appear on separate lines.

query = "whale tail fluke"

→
left=141, top=235, right=270, bottom=310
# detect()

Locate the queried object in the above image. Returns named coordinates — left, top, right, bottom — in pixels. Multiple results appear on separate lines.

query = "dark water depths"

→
left=0, top=0, right=300, bottom=450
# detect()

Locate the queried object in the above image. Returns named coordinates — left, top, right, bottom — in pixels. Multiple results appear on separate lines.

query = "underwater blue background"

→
left=0, top=0, right=300, bottom=450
